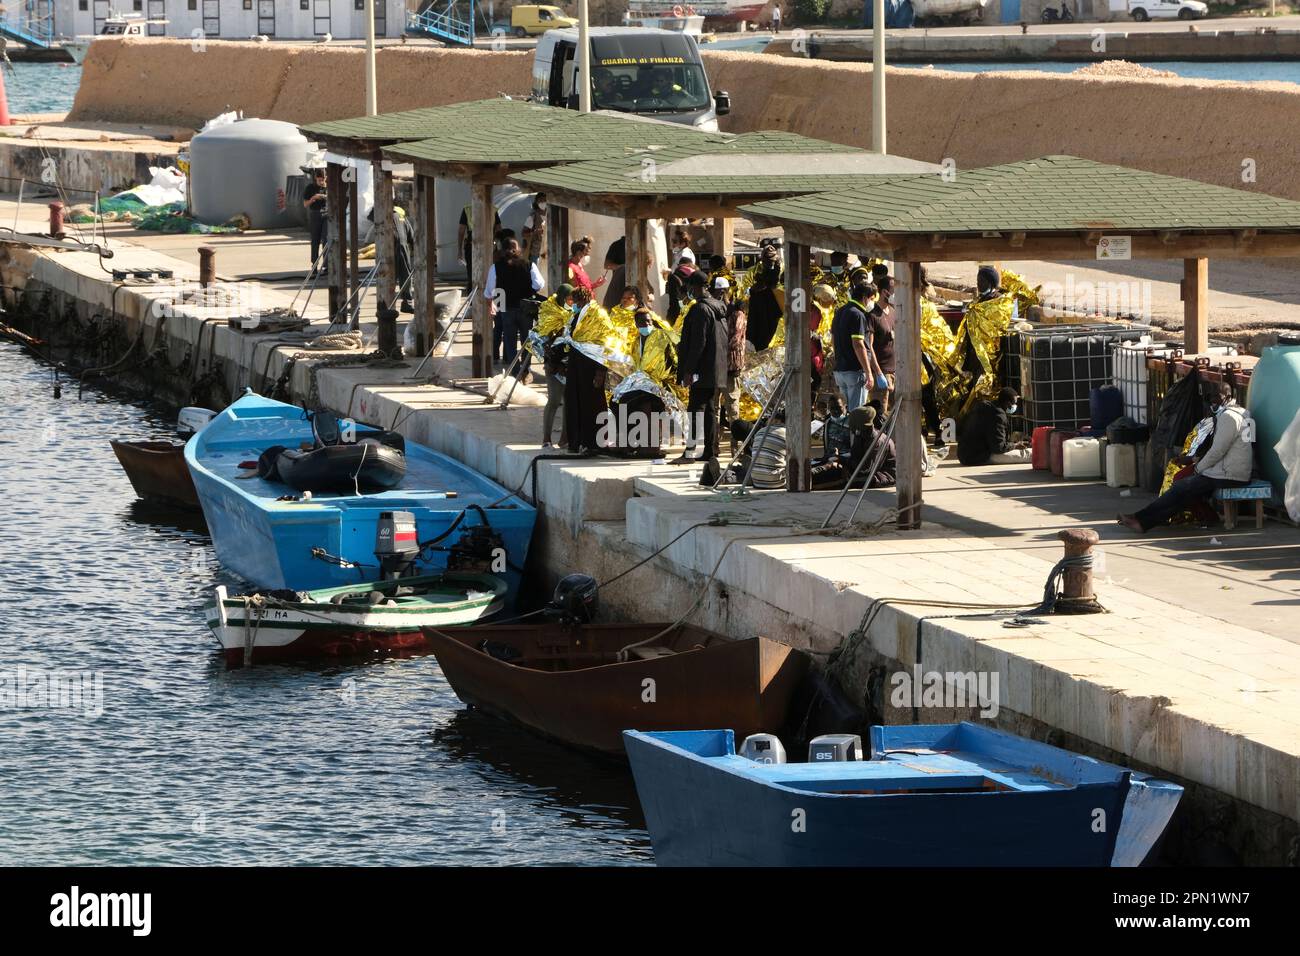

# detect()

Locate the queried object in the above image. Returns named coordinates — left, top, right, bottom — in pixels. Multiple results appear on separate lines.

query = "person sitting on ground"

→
left=810, top=404, right=897, bottom=490
left=957, top=387, right=1028, bottom=466
left=1119, top=382, right=1254, bottom=534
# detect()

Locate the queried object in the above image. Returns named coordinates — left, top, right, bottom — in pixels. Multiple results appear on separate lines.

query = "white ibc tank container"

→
left=189, top=118, right=311, bottom=229
left=1062, top=437, right=1103, bottom=480
left=1106, top=443, right=1138, bottom=488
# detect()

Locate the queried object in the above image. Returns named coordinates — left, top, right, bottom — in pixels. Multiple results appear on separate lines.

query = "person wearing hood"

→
left=957, top=387, right=1027, bottom=466
left=745, top=240, right=784, bottom=351
left=1119, top=382, right=1254, bottom=533
left=675, top=270, right=729, bottom=462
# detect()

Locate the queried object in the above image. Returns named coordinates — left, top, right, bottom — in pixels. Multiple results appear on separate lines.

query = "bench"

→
left=1213, top=479, right=1273, bottom=530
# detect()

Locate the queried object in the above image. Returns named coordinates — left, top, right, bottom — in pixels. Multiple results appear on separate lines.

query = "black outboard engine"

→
left=550, top=573, right=599, bottom=626
left=374, top=510, right=419, bottom=580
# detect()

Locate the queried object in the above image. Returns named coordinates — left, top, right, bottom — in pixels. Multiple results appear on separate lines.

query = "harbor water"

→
left=0, top=342, right=651, bottom=865
left=7, top=63, right=83, bottom=114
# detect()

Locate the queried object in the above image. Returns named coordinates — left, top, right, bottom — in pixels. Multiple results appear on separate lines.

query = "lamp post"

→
left=578, top=0, right=592, bottom=112
left=365, top=0, right=378, bottom=116
left=872, top=0, right=886, bottom=154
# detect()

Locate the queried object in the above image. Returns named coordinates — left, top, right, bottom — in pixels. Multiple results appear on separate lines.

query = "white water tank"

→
left=1106, top=443, right=1138, bottom=488
left=1062, top=437, right=1104, bottom=480
left=189, top=118, right=311, bottom=229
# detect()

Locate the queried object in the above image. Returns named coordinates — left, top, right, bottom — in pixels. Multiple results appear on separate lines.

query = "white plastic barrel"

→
left=1062, top=437, right=1103, bottom=480
left=1106, top=443, right=1138, bottom=488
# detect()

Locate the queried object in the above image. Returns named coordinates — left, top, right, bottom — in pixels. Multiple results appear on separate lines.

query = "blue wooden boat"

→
left=623, top=723, right=1183, bottom=867
left=184, top=392, right=536, bottom=598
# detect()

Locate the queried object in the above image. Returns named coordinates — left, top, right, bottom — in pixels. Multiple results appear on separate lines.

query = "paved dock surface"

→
left=7, top=201, right=1299, bottom=844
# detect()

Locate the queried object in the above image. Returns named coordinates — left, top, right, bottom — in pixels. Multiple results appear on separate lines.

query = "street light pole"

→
left=578, top=0, right=592, bottom=112
left=365, top=0, right=378, bottom=116
left=872, top=0, right=886, bottom=153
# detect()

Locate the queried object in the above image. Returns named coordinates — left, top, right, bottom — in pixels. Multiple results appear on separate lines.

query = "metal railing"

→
left=0, top=1, right=56, bottom=49
left=406, top=1, right=475, bottom=47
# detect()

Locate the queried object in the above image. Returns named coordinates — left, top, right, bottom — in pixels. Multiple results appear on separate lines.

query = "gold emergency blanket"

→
left=1159, top=418, right=1216, bottom=523
left=558, top=302, right=634, bottom=378
left=999, top=269, right=1041, bottom=316
left=737, top=345, right=786, bottom=422
left=919, top=299, right=957, bottom=387
left=951, top=293, right=1015, bottom=417
left=534, top=296, right=570, bottom=337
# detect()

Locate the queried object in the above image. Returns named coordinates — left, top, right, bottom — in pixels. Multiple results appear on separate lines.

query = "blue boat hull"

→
left=185, top=394, right=537, bottom=600
left=624, top=726, right=1182, bottom=867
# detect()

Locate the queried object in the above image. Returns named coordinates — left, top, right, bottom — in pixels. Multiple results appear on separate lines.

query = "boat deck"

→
left=733, top=751, right=1072, bottom=794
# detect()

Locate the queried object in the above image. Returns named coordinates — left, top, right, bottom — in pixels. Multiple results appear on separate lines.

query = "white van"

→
left=1128, top=0, right=1207, bottom=20
left=532, top=27, right=730, bottom=131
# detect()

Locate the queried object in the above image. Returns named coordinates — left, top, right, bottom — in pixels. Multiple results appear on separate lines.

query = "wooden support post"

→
left=624, top=216, right=649, bottom=299
left=372, top=157, right=398, bottom=356
left=708, top=216, right=734, bottom=262
left=412, top=174, right=429, bottom=355
left=784, top=241, right=812, bottom=492
left=470, top=181, right=495, bottom=378
left=546, top=203, right=569, bottom=294
left=347, top=171, right=360, bottom=329
left=421, top=174, right=438, bottom=351
left=894, top=260, right=923, bottom=529
left=327, top=162, right=346, bottom=321
left=1183, top=257, right=1209, bottom=354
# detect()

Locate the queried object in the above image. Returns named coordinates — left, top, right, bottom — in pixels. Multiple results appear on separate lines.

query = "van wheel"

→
left=1131, top=8, right=1149, bottom=19
left=1177, top=6, right=1193, bottom=16
left=514, top=26, right=527, bottom=37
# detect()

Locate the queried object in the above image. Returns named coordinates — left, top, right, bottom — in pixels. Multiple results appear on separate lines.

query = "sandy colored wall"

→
left=70, top=39, right=1300, bottom=201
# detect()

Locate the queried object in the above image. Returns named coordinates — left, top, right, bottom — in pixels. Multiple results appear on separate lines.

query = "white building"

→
left=50, top=0, right=413, bottom=41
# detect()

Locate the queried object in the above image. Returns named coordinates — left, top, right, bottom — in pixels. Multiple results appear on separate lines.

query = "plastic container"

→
left=1062, top=437, right=1103, bottom=480
left=189, top=118, right=311, bottom=229
left=1090, top=385, right=1124, bottom=432
left=1049, top=429, right=1078, bottom=477
left=1019, top=324, right=1151, bottom=430
left=1106, top=443, right=1138, bottom=488
left=1245, top=345, right=1300, bottom=495
left=1031, top=425, right=1053, bottom=470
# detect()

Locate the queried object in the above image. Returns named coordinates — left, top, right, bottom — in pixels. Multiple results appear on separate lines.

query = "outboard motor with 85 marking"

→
left=375, top=510, right=420, bottom=580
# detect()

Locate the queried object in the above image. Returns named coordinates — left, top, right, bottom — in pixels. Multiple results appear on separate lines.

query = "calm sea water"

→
left=931, top=60, right=1300, bottom=85
left=0, top=342, right=651, bottom=865
left=7, top=62, right=83, bottom=114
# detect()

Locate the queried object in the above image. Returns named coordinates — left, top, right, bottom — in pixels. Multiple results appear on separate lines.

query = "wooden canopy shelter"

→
left=511, top=142, right=942, bottom=483
left=301, top=98, right=555, bottom=357
left=739, top=155, right=1300, bottom=527
left=381, top=108, right=733, bottom=376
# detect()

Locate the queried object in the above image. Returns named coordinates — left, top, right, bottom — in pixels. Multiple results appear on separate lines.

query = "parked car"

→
left=1129, top=0, right=1207, bottom=20
left=506, top=4, right=578, bottom=37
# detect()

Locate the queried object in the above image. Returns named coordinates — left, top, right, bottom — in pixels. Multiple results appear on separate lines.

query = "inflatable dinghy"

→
left=259, top=436, right=406, bottom=493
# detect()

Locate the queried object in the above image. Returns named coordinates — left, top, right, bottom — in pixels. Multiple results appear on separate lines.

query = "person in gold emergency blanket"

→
left=607, top=306, right=682, bottom=458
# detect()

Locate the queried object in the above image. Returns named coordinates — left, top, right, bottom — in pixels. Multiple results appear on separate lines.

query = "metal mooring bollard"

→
left=1055, top=528, right=1104, bottom=614
left=48, top=201, right=65, bottom=239
left=198, top=246, right=216, bottom=288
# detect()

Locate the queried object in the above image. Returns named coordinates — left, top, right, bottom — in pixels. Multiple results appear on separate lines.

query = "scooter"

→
left=1041, top=2, right=1074, bottom=21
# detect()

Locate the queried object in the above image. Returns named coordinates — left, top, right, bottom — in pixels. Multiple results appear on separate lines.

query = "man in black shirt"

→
left=830, top=269, right=878, bottom=412
left=957, top=387, right=1028, bottom=465
left=675, top=271, right=729, bottom=462
left=302, top=169, right=327, bottom=275
left=866, top=274, right=896, bottom=412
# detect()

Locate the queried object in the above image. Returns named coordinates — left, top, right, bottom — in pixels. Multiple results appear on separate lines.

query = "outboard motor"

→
left=177, top=406, right=216, bottom=436
left=808, top=733, right=864, bottom=763
left=550, top=573, right=598, bottom=625
left=740, top=733, right=787, bottom=765
left=374, top=510, right=419, bottom=580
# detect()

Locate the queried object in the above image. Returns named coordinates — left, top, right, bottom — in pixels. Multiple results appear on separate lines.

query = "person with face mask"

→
left=956, top=387, right=1028, bottom=466
left=566, top=236, right=606, bottom=296
left=830, top=268, right=878, bottom=414
left=522, top=193, right=547, bottom=266
left=1119, top=382, right=1254, bottom=533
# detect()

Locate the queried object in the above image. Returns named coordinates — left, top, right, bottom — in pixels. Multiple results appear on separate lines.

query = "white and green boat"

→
left=206, top=572, right=506, bottom=668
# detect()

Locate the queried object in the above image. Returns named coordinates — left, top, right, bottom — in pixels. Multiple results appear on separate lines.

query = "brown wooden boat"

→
left=110, top=439, right=201, bottom=509
left=424, top=622, right=810, bottom=755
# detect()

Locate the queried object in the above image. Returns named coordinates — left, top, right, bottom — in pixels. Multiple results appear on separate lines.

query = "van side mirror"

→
left=714, top=90, right=731, bottom=116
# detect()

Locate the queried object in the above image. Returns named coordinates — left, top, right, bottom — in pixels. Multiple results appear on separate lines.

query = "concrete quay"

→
left=4, top=213, right=1299, bottom=865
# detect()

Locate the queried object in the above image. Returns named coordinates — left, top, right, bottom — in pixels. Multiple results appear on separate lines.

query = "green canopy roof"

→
left=740, top=155, right=1300, bottom=235
left=384, top=108, right=728, bottom=167
left=300, top=98, right=554, bottom=149
left=509, top=132, right=940, bottom=199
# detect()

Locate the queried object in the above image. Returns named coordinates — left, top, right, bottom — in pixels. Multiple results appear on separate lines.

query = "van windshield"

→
left=588, top=35, right=711, bottom=114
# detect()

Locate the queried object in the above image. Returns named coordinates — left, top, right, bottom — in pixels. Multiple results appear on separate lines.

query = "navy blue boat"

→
left=185, top=393, right=536, bottom=599
left=623, top=723, right=1183, bottom=867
